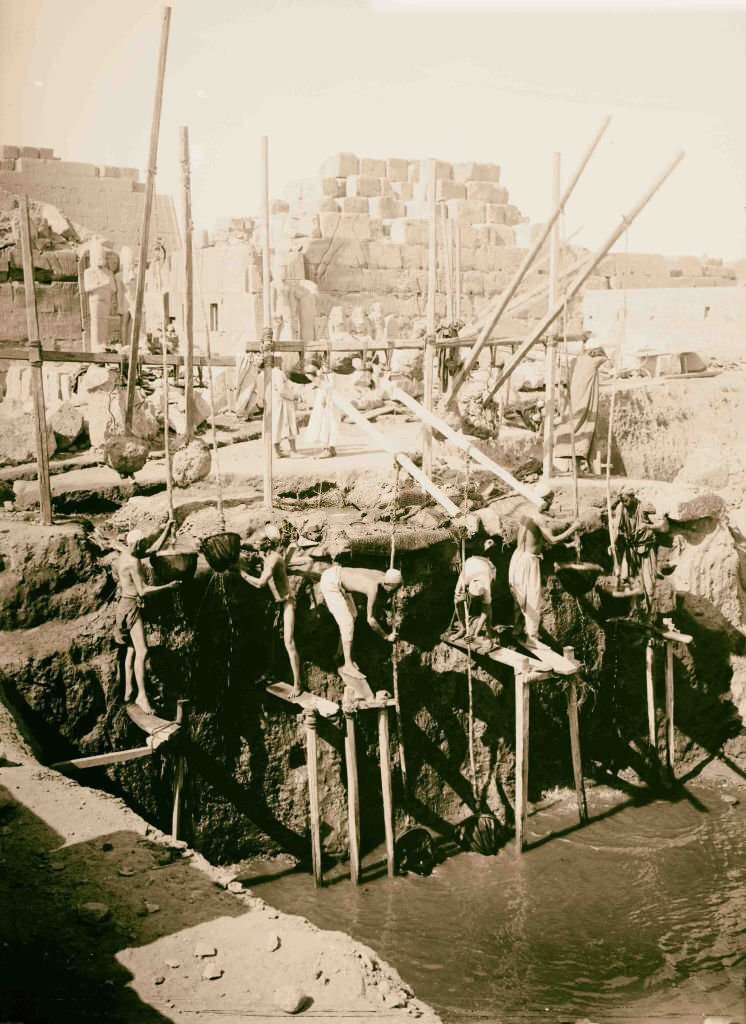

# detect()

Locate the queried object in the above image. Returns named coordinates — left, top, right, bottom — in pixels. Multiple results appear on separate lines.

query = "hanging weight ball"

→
left=103, top=431, right=150, bottom=478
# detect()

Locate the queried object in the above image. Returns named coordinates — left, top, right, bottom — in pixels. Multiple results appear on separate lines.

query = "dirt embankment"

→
left=0, top=704, right=438, bottom=1024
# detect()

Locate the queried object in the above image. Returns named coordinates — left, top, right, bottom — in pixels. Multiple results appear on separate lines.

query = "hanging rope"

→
left=196, top=251, right=226, bottom=533
left=389, top=460, right=401, bottom=570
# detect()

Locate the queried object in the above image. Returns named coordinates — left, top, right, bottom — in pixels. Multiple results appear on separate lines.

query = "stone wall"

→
left=0, top=144, right=180, bottom=253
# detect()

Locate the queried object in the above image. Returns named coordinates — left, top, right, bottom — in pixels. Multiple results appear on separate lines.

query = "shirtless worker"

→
left=319, top=564, right=403, bottom=694
left=452, top=541, right=497, bottom=652
left=509, top=484, right=580, bottom=643
left=240, top=523, right=303, bottom=696
left=114, top=519, right=180, bottom=714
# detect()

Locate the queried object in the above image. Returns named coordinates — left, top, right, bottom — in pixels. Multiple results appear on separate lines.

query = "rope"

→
left=389, top=460, right=401, bottom=570
left=196, top=250, right=226, bottom=532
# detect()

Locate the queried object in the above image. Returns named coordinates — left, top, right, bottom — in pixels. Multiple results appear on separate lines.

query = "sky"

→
left=1, top=0, right=745, bottom=259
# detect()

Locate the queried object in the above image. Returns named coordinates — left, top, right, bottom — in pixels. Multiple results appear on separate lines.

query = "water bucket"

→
left=454, top=813, right=510, bottom=856
left=200, top=531, right=241, bottom=572
left=556, top=561, right=604, bottom=597
left=149, top=548, right=198, bottom=585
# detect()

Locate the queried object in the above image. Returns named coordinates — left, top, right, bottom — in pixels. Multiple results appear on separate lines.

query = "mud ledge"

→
left=0, top=703, right=439, bottom=1023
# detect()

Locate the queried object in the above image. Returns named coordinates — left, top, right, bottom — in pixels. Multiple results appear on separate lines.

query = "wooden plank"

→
left=125, top=703, right=181, bottom=748
left=564, top=647, right=588, bottom=824
left=514, top=665, right=530, bottom=853
left=378, top=705, right=396, bottom=878
left=442, top=634, right=551, bottom=677
left=659, top=628, right=693, bottom=645
left=344, top=710, right=361, bottom=885
left=265, top=682, right=339, bottom=719
left=52, top=745, right=153, bottom=771
left=343, top=696, right=398, bottom=711
left=304, top=709, right=323, bottom=887
left=520, top=639, right=581, bottom=676
left=171, top=699, right=188, bottom=841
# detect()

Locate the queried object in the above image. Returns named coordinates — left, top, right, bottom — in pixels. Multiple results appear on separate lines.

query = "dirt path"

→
left=0, top=706, right=439, bottom=1024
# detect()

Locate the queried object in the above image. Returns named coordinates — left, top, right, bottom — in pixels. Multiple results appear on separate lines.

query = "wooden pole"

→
left=331, top=393, right=459, bottom=516
left=564, top=646, right=588, bottom=823
left=77, top=250, right=90, bottom=350
left=344, top=709, right=361, bottom=885
left=378, top=705, right=396, bottom=878
left=665, top=640, right=675, bottom=774
left=646, top=639, right=656, bottom=751
left=179, top=126, right=195, bottom=441
left=445, top=116, right=611, bottom=408
left=454, top=221, right=462, bottom=323
left=160, top=295, right=175, bottom=520
left=485, top=151, right=685, bottom=402
left=390, top=386, right=537, bottom=502
left=423, top=159, right=437, bottom=476
left=441, top=204, right=453, bottom=323
left=515, top=659, right=530, bottom=853
left=171, top=698, right=189, bottom=840
left=261, top=135, right=274, bottom=509
left=125, top=5, right=172, bottom=431
left=542, top=152, right=561, bottom=481
left=18, top=194, right=53, bottom=526
left=304, top=709, right=323, bottom=887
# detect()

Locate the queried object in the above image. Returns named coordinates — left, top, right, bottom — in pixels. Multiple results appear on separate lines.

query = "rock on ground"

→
left=0, top=404, right=57, bottom=468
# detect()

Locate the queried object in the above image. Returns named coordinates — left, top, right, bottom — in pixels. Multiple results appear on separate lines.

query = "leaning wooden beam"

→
left=390, top=386, right=537, bottom=502
left=423, top=159, right=437, bottom=476
left=484, top=151, right=685, bottom=402
left=18, top=194, right=53, bottom=526
left=445, top=115, right=611, bottom=408
left=179, top=126, right=196, bottom=441
left=261, top=135, right=274, bottom=510
left=52, top=746, right=154, bottom=772
left=542, top=151, right=562, bottom=481
left=125, top=5, right=172, bottom=431
left=331, top=393, right=459, bottom=516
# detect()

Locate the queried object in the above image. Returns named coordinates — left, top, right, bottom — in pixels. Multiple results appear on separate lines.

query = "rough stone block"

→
left=271, top=199, right=290, bottom=214
left=453, top=162, right=501, bottom=183
left=408, top=160, right=454, bottom=183
left=404, top=201, right=429, bottom=221
left=367, top=241, right=403, bottom=269
left=386, top=158, right=409, bottom=182
left=321, top=177, right=345, bottom=198
left=0, top=159, right=14, bottom=171
left=317, top=212, right=371, bottom=241
left=503, top=204, right=523, bottom=226
left=320, top=153, right=359, bottom=178
left=318, top=198, right=340, bottom=213
left=400, top=243, right=426, bottom=269
left=663, top=489, right=725, bottom=523
left=360, top=157, right=386, bottom=177
left=390, top=220, right=428, bottom=246
left=437, top=180, right=467, bottom=201
left=475, top=223, right=516, bottom=247
left=485, top=204, right=508, bottom=224
left=340, top=196, right=369, bottom=213
left=446, top=199, right=486, bottom=225
left=20, top=146, right=40, bottom=159
left=37, top=147, right=54, bottom=160
left=462, top=271, right=484, bottom=296
left=370, top=196, right=406, bottom=219
left=466, top=181, right=508, bottom=204
left=0, top=145, right=20, bottom=159
left=392, top=181, right=413, bottom=201
left=347, top=175, right=382, bottom=198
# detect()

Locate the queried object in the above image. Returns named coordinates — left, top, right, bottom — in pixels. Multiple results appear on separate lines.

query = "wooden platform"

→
left=338, top=668, right=376, bottom=701
left=343, top=695, right=398, bottom=712
left=442, top=633, right=551, bottom=679
left=125, top=704, right=181, bottom=749
left=519, top=639, right=580, bottom=676
left=265, top=682, right=340, bottom=719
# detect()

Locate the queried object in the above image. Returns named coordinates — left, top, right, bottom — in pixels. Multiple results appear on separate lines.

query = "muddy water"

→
left=251, top=783, right=745, bottom=1023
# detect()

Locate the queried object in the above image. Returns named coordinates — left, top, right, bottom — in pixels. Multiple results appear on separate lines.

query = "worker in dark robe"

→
left=553, top=334, right=608, bottom=473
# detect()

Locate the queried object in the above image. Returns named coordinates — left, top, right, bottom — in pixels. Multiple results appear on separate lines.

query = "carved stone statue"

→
left=115, top=245, right=137, bottom=348
left=83, top=238, right=116, bottom=351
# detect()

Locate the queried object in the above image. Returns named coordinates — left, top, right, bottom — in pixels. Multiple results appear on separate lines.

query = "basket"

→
left=149, top=548, right=198, bottom=585
left=200, top=531, right=241, bottom=572
left=454, top=813, right=510, bottom=856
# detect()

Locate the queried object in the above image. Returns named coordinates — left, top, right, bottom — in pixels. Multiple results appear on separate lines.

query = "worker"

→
left=304, top=350, right=340, bottom=458
left=509, top=484, right=580, bottom=643
left=554, top=334, right=608, bottom=473
left=319, top=564, right=402, bottom=692
left=611, top=487, right=669, bottom=614
left=452, top=540, right=497, bottom=652
left=114, top=519, right=180, bottom=714
left=240, top=523, right=303, bottom=696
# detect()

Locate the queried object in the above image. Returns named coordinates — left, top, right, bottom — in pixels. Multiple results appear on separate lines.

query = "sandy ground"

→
left=0, top=704, right=439, bottom=1024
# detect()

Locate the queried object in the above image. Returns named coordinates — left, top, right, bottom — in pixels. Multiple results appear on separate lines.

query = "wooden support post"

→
left=646, top=639, right=656, bottom=751
left=171, top=698, right=189, bottom=840
left=378, top=704, right=396, bottom=878
left=485, top=150, right=685, bottom=403
left=304, top=709, right=323, bottom=887
left=454, top=221, right=461, bottom=323
left=344, top=709, right=361, bottom=885
left=515, top=659, right=530, bottom=853
left=564, top=646, right=588, bottom=824
left=261, top=135, right=274, bottom=509
left=179, top=126, right=195, bottom=440
left=125, top=5, right=172, bottom=431
left=77, top=249, right=90, bottom=349
left=423, top=158, right=437, bottom=477
left=542, top=152, right=561, bottom=481
left=441, top=204, right=453, bottom=323
left=18, top=194, right=53, bottom=526
left=665, top=640, right=675, bottom=774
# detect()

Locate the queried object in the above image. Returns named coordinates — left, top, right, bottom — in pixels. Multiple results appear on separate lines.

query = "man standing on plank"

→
left=509, top=485, right=580, bottom=642
left=114, top=519, right=180, bottom=714
left=240, top=523, right=303, bottom=696
left=319, top=564, right=402, bottom=693
left=452, top=541, right=497, bottom=652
